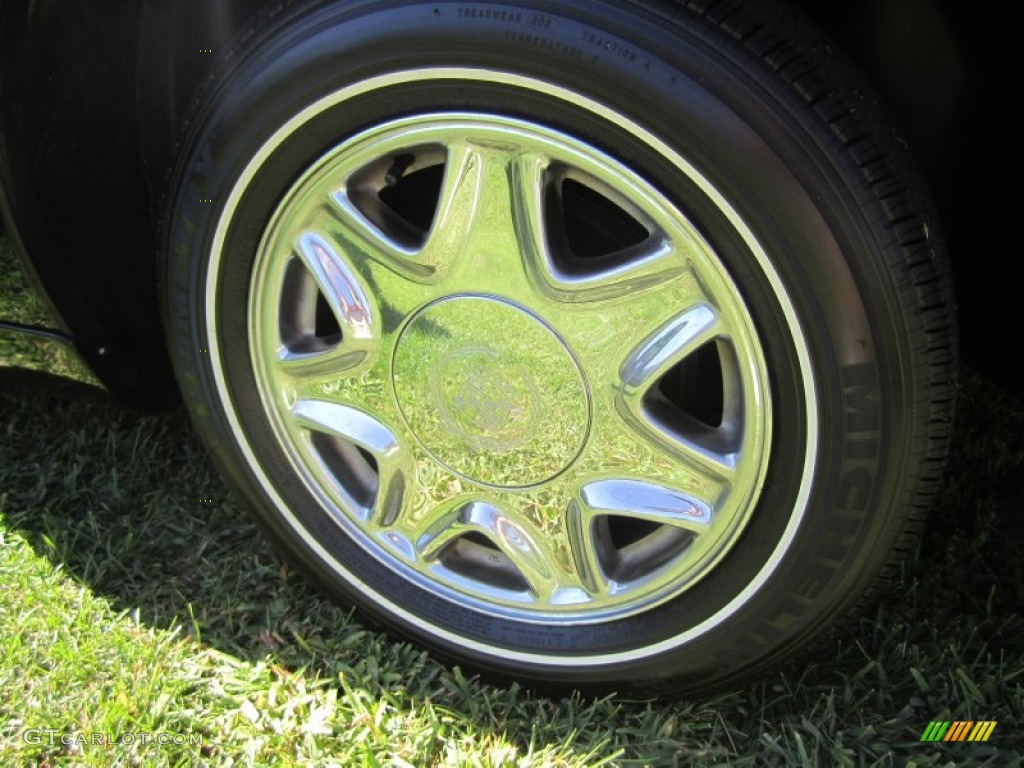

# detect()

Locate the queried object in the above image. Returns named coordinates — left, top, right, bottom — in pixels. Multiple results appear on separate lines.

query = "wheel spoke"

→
left=538, top=232, right=688, bottom=305
left=293, top=232, right=374, bottom=338
left=527, top=157, right=731, bottom=308
left=373, top=461, right=406, bottom=527
left=576, top=400, right=727, bottom=518
left=416, top=142, right=480, bottom=279
left=276, top=344, right=369, bottom=379
left=579, top=479, right=712, bottom=532
left=646, top=420, right=739, bottom=476
left=292, top=399, right=398, bottom=455
left=610, top=386, right=739, bottom=481
left=330, top=182, right=421, bottom=263
left=254, top=228, right=384, bottom=380
left=566, top=499, right=607, bottom=596
left=619, top=303, right=720, bottom=393
left=414, top=500, right=562, bottom=601
left=539, top=254, right=715, bottom=402
left=610, top=303, right=741, bottom=478
left=421, top=142, right=545, bottom=299
left=319, top=198, right=437, bottom=319
left=366, top=447, right=473, bottom=562
left=565, top=474, right=715, bottom=601
left=562, top=478, right=720, bottom=599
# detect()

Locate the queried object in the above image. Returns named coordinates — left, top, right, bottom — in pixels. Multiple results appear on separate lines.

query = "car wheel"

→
left=163, top=0, right=955, bottom=696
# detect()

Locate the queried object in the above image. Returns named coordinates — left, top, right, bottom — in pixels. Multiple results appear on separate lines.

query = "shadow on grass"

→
left=0, top=393, right=332, bottom=664
left=0, top=389, right=656, bottom=761
left=1, top=372, right=1023, bottom=763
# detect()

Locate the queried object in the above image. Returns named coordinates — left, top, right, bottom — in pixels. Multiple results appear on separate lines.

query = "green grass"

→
left=0, top=364, right=1022, bottom=765
left=1, top=215, right=1022, bottom=763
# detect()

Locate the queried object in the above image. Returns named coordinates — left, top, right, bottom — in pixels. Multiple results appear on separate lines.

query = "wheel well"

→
left=0, top=0, right=266, bottom=407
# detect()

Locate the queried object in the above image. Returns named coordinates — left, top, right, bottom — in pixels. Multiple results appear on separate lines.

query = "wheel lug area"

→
left=391, top=294, right=590, bottom=489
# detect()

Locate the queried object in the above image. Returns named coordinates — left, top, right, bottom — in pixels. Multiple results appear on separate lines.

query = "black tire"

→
left=163, top=0, right=955, bottom=697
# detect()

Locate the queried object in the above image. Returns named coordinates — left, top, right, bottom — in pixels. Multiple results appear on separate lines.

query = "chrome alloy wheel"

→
left=170, top=1, right=952, bottom=693
left=247, top=111, right=773, bottom=623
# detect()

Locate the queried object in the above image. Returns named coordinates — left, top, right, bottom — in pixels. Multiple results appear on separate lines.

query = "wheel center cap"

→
left=392, top=295, right=589, bottom=488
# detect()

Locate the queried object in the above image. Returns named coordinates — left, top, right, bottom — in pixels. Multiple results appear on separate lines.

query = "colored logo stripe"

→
left=920, top=721, right=950, bottom=742
left=968, top=721, right=997, bottom=742
left=920, top=721, right=997, bottom=742
left=944, top=721, right=972, bottom=741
